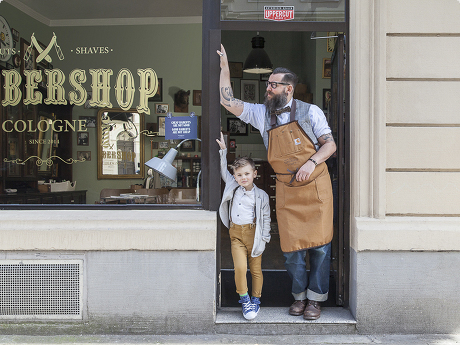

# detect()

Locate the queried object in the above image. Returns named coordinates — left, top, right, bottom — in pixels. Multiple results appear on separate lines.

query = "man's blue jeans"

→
left=283, top=242, right=331, bottom=302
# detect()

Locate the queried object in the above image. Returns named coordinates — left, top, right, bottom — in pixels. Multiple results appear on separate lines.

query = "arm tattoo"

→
left=220, top=86, right=244, bottom=108
left=320, top=133, right=335, bottom=143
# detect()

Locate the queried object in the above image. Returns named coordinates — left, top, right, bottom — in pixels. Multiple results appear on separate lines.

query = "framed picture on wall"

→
left=180, top=140, right=195, bottom=152
left=193, top=90, right=202, bottom=106
left=77, top=132, right=89, bottom=146
left=323, top=88, right=332, bottom=110
left=240, top=80, right=259, bottom=103
left=157, top=116, right=166, bottom=136
left=227, top=117, right=248, bottom=136
left=77, top=151, right=91, bottom=161
left=229, top=62, right=243, bottom=78
left=155, top=103, right=169, bottom=114
left=149, top=78, right=163, bottom=102
left=322, top=58, right=332, bottom=79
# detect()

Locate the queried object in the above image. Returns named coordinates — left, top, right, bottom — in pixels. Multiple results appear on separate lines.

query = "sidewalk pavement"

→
left=0, top=334, right=459, bottom=345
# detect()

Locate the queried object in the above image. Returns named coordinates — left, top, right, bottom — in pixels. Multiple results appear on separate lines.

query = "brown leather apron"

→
left=267, top=102, right=333, bottom=253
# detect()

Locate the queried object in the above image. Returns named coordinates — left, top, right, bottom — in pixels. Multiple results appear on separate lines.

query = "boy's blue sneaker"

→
left=251, top=296, right=260, bottom=317
left=239, top=294, right=256, bottom=320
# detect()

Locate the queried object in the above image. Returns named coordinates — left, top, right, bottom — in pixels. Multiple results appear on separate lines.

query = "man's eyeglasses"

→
left=265, top=81, right=290, bottom=89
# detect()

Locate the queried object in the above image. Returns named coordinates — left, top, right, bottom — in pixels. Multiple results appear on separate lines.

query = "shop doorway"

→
left=217, top=31, right=348, bottom=308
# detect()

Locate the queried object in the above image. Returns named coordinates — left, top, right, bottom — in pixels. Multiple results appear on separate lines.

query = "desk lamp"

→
left=145, top=138, right=202, bottom=202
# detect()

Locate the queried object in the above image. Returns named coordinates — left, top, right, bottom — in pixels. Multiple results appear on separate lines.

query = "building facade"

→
left=0, top=0, right=459, bottom=335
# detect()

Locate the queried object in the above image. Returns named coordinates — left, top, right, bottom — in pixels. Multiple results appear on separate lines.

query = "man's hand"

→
left=216, top=44, right=228, bottom=69
left=216, top=132, right=227, bottom=150
left=296, top=160, right=316, bottom=182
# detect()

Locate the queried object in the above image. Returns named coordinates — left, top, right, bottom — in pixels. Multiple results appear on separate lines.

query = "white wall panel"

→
left=386, top=81, right=460, bottom=124
left=387, top=0, right=460, bottom=33
left=386, top=172, right=460, bottom=214
left=387, top=127, right=460, bottom=169
left=387, top=37, right=460, bottom=78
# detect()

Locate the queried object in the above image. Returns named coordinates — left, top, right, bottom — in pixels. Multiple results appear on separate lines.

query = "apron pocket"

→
left=272, top=128, right=304, bottom=158
left=315, top=174, right=333, bottom=202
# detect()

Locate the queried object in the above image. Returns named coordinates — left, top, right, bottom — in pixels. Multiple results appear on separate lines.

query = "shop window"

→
left=0, top=2, right=202, bottom=207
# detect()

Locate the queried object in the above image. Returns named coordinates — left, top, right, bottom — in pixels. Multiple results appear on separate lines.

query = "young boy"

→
left=216, top=132, right=271, bottom=320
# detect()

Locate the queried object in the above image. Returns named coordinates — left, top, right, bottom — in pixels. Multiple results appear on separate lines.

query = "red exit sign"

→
left=264, top=6, right=294, bottom=21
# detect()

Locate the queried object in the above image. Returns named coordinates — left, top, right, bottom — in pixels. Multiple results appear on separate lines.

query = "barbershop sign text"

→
left=1, top=68, right=158, bottom=115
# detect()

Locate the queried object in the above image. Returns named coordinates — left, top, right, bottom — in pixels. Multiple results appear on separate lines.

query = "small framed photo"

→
left=229, top=62, right=243, bottom=78
left=159, top=141, right=169, bottom=149
left=193, top=90, right=202, bottom=106
left=77, top=132, right=89, bottom=146
left=155, top=103, right=169, bottom=114
left=323, top=89, right=332, bottom=110
left=149, top=78, right=163, bottom=102
left=229, top=139, right=236, bottom=152
left=79, top=116, right=96, bottom=128
left=250, top=125, right=259, bottom=134
left=240, top=80, right=259, bottom=103
left=227, top=117, right=248, bottom=136
left=151, top=141, right=159, bottom=149
left=77, top=151, right=91, bottom=161
left=322, top=58, right=332, bottom=79
left=157, top=116, right=166, bottom=136
left=180, top=140, right=195, bottom=152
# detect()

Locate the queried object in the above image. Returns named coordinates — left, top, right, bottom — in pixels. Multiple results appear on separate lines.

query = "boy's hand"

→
left=216, top=132, right=227, bottom=150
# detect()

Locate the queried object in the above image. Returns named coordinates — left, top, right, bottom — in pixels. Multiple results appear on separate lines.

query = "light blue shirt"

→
left=239, top=99, right=331, bottom=139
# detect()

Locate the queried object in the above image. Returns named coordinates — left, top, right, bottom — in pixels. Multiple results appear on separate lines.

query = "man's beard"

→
left=264, top=90, right=288, bottom=114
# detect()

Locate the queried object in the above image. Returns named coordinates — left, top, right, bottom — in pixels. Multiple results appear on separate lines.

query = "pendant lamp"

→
left=243, top=35, right=273, bottom=74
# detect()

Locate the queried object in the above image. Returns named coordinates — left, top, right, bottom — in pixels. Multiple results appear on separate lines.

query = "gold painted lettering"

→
left=68, top=69, right=87, bottom=106
left=78, top=120, right=87, bottom=131
left=45, top=69, right=67, bottom=105
left=2, top=70, right=22, bottom=106
left=14, top=120, right=26, bottom=132
left=137, top=68, right=157, bottom=115
left=27, top=120, right=37, bottom=132
left=64, top=120, right=76, bottom=132
left=37, top=119, right=50, bottom=132
left=23, top=70, right=43, bottom=105
left=89, top=68, right=113, bottom=108
left=2, top=120, right=13, bottom=132
left=115, top=68, right=135, bottom=111
left=52, top=119, right=63, bottom=132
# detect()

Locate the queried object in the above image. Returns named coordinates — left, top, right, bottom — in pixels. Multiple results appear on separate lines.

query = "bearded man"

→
left=217, top=44, right=336, bottom=320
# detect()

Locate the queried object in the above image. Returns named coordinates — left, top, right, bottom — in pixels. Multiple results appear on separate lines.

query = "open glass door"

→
left=329, top=34, right=349, bottom=306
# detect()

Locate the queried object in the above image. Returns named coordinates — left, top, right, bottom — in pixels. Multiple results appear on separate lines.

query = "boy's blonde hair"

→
left=231, top=156, right=256, bottom=173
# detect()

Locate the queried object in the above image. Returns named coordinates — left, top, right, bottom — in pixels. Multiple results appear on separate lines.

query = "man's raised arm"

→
left=217, top=44, right=244, bottom=117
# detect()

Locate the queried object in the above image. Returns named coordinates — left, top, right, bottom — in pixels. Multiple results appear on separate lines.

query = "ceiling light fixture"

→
left=243, top=33, right=273, bottom=74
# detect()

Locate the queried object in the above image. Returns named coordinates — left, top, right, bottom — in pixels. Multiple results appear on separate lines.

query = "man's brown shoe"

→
left=303, top=300, right=321, bottom=320
left=289, top=299, right=307, bottom=316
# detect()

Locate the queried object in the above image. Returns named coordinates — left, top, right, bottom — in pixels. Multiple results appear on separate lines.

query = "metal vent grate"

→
left=0, top=260, right=83, bottom=320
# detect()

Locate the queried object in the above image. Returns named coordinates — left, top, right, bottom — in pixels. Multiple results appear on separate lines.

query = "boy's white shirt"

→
left=218, top=148, right=271, bottom=257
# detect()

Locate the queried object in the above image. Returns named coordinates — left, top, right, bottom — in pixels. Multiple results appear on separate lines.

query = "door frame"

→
left=201, top=0, right=350, bottom=308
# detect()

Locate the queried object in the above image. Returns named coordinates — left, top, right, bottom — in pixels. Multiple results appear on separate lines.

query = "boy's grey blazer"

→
left=219, top=148, right=271, bottom=257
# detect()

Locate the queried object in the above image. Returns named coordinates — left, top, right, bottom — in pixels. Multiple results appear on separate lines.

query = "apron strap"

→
left=290, top=100, right=296, bottom=122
